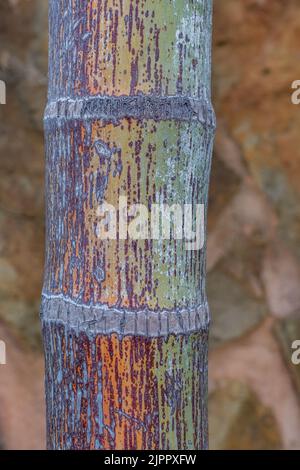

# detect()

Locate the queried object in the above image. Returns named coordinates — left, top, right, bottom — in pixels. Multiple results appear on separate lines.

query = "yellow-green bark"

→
left=42, top=0, right=215, bottom=450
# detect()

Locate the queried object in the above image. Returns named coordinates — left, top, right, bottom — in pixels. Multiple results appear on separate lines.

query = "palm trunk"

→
left=42, top=0, right=215, bottom=450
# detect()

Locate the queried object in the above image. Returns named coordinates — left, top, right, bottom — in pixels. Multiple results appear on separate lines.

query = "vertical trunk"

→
left=42, top=0, right=215, bottom=450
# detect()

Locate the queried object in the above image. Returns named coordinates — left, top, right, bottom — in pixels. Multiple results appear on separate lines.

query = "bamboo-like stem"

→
left=42, top=0, right=215, bottom=450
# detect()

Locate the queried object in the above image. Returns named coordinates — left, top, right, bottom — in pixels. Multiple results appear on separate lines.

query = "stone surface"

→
left=262, top=242, right=300, bottom=318
left=207, top=181, right=277, bottom=273
left=0, top=209, right=44, bottom=349
left=208, top=147, right=241, bottom=232
left=0, top=321, right=45, bottom=450
left=0, top=1, right=46, bottom=349
left=213, top=0, right=300, bottom=259
left=210, top=319, right=300, bottom=450
left=209, top=381, right=282, bottom=450
left=208, top=270, right=266, bottom=347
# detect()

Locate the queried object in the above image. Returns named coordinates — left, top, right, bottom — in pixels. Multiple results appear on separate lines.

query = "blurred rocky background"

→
left=0, top=0, right=300, bottom=449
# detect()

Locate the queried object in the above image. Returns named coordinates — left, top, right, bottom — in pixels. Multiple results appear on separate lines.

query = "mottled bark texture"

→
left=42, top=0, right=215, bottom=450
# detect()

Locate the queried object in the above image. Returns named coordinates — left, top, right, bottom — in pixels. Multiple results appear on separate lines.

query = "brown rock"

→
left=207, top=182, right=277, bottom=271
left=209, top=381, right=282, bottom=450
left=213, top=0, right=300, bottom=258
left=208, top=148, right=241, bottom=232
left=0, top=321, right=45, bottom=449
left=208, top=270, right=266, bottom=347
left=262, top=242, right=300, bottom=317
left=210, top=319, right=300, bottom=450
left=0, top=209, right=44, bottom=349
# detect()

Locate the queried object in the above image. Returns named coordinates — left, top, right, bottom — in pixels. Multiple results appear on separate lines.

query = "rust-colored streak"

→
left=43, top=0, right=214, bottom=451
left=49, top=0, right=212, bottom=99
left=43, top=323, right=208, bottom=450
